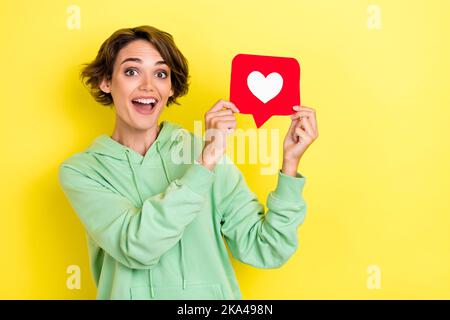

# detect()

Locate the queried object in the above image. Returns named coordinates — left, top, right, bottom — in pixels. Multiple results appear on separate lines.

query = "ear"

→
left=169, top=87, right=174, bottom=97
left=99, top=77, right=112, bottom=94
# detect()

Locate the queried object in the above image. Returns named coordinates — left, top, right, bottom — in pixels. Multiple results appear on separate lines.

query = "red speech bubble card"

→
left=230, top=53, right=300, bottom=128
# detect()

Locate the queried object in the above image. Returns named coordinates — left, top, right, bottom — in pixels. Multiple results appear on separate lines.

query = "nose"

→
left=139, top=73, right=156, bottom=92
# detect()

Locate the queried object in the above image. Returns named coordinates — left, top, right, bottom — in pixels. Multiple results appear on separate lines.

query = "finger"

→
left=287, top=116, right=300, bottom=136
left=208, top=109, right=234, bottom=118
left=293, top=106, right=317, bottom=133
left=290, top=111, right=311, bottom=120
left=210, top=99, right=240, bottom=113
left=295, top=127, right=311, bottom=144
left=217, top=120, right=237, bottom=131
left=293, top=105, right=315, bottom=113
left=300, top=116, right=315, bottom=138
left=306, top=114, right=318, bottom=137
left=307, top=111, right=317, bottom=135
left=210, top=115, right=237, bottom=124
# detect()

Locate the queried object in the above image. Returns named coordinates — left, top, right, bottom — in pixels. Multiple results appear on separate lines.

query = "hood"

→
left=85, top=120, right=190, bottom=296
left=86, top=120, right=184, bottom=163
left=85, top=120, right=186, bottom=192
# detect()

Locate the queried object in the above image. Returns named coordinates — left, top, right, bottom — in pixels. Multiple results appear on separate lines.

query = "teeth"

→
left=132, top=98, right=156, bottom=105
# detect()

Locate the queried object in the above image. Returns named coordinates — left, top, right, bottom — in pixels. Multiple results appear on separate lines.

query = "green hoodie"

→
left=58, top=120, right=307, bottom=300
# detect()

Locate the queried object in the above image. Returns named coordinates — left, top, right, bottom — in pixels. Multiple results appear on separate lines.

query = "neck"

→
left=111, top=118, right=162, bottom=156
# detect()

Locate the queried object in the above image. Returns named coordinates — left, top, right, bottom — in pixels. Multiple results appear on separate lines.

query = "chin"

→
left=136, top=112, right=163, bottom=128
left=130, top=118, right=159, bottom=131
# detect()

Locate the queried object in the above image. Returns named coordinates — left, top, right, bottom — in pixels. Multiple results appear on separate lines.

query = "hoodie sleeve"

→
left=216, top=155, right=307, bottom=268
left=58, top=161, right=215, bottom=270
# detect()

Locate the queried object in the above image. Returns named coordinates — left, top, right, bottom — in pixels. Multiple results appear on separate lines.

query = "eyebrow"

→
left=120, top=57, right=167, bottom=66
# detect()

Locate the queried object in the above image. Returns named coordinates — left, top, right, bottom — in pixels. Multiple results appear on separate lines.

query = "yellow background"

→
left=1, top=0, right=449, bottom=299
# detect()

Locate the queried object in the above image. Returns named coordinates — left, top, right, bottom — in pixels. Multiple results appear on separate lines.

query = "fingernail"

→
left=293, top=106, right=300, bottom=110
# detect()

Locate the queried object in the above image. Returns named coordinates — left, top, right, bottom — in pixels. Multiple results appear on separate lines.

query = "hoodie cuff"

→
left=271, top=169, right=306, bottom=202
left=176, top=162, right=215, bottom=195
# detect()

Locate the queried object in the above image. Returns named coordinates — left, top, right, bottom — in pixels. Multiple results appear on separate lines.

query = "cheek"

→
left=159, top=80, right=173, bottom=98
left=112, top=77, right=133, bottom=102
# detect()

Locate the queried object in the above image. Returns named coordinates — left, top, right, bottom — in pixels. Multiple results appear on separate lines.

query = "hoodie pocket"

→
left=130, top=283, right=224, bottom=300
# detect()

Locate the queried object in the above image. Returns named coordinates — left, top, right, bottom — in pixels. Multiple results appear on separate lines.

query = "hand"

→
left=197, top=99, right=240, bottom=170
left=282, top=105, right=319, bottom=176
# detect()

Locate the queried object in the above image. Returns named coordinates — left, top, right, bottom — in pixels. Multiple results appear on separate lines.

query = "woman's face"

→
left=100, top=39, right=173, bottom=132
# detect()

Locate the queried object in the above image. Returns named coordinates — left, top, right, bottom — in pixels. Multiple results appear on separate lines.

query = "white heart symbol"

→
left=247, top=71, right=283, bottom=103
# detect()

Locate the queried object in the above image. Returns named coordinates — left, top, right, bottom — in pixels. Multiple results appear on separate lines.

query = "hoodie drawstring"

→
left=125, top=149, right=144, bottom=205
left=157, top=141, right=187, bottom=290
left=125, top=141, right=187, bottom=293
left=149, top=268, right=155, bottom=298
left=180, top=237, right=187, bottom=290
left=126, top=149, right=156, bottom=298
left=156, top=141, right=171, bottom=185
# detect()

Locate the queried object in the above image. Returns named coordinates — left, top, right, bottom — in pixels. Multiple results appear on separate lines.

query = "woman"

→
left=59, top=25, right=318, bottom=300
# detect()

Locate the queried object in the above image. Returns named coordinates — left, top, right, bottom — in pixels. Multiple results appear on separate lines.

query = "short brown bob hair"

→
left=80, top=25, right=189, bottom=107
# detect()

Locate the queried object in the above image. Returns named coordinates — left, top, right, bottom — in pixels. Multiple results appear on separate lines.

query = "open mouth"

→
left=131, top=97, right=158, bottom=114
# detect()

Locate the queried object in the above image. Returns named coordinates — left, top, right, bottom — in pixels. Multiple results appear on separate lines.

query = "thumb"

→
left=286, top=117, right=300, bottom=139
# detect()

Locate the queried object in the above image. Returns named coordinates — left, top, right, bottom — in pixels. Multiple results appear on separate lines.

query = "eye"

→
left=125, top=68, right=138, bottom=76
left=155, top=71, right=168, bottom=79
